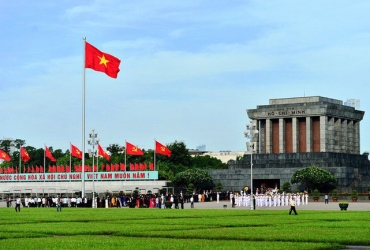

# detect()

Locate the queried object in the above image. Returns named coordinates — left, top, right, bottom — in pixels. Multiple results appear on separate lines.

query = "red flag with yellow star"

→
left=45, top=146, right=57, bottom=162
left=71, top=144, right=83, bottom=159
left=85, top=42, right=121, bottom=78
left=0, top=149, right=11, bottom=162
left=155, top=141, right=171, bottom=157
left=97, top=144, right=110, bottom=161
left=20, top=147, right=31, bottom=162
left=126, top=142, right=144, bottom=156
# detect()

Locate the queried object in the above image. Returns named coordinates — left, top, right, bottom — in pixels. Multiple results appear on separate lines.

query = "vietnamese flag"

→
left=21, top=147, right=31, bottom=162
left=45, top=146, right=57, bottom=162
left=71, top=144, right=82, bottom=159
left=106, top=164, right=111, bottom=172
left=85, top=41, right=121, bottom=78
left=0, top=149, right=11, bottom=162
left=126, top=142, right=144, bottom=156
left=97, top=144, right=110, bottom=161
left=155, top=141, right=171, bottom=157
left=120, top=163, right=125, bottom=171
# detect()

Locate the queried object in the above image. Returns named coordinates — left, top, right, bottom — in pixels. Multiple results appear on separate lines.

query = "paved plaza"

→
left=186, top=200, right=370, bottom=211
left=1, top=199, right=369, bottom=211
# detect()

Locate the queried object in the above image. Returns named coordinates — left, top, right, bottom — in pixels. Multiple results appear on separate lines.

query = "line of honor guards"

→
left=232, top=189, right=309, bottom=207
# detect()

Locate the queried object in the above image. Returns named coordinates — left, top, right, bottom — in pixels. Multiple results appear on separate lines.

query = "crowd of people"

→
left=230, top=189, right=309, bottom=208
left=4, top=189, right=308, bottom=210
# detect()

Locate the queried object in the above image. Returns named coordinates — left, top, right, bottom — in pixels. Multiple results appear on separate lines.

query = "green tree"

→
left=291, top=165, right=337, bottom=192
left=172, top=168, right=213, bottom=192
left=187, top=183, right=195, bottom=194
left=167, top=141, right=192, bottom=166
left=13, top=139, right=25, bottom=149
left=0, top=139, right=12, bottom=152
left=192, top=155, right=227, bottom=169
left=215, top=182, right=223, bottom=192
left=107, top=144, right=122, bottom=155
left=281, top=182, right=292, bottom=193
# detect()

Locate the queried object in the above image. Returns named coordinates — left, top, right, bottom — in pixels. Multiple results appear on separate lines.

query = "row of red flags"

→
left=0, top=162, right=155, bottom=174
left=0, top=141, right=171, bottom=163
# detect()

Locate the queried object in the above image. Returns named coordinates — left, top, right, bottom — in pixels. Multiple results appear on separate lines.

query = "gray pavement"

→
left=180, top=200, right=370, bottom=211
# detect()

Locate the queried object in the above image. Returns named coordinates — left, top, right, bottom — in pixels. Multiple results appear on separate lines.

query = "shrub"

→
left=331, top=189, right=339, bottom=198
left=312, top=189, right=320, bottom=199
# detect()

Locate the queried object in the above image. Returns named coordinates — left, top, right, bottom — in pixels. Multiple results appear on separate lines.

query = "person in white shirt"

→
left=289, top=198, right=298, bottom=215
left=25, top=196, right=29, bottom=208
left=15, top=196, right=21, bottom=212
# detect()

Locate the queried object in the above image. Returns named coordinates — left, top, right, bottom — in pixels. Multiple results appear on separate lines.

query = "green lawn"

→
left=1, top=207, right=369, bottom=249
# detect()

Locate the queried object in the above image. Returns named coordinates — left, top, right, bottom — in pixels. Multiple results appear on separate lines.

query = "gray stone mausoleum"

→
left=209, top=96, right=370, bottom=193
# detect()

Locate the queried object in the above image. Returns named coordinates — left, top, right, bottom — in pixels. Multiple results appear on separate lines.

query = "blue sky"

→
left=1, top=1, right=370, bottom=153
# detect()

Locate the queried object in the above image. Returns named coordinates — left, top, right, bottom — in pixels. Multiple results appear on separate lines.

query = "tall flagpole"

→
left=82, top=37, right=86, bottom=198
left=43, top=144, right=46, bottom=181
left=19, top=147, right=21, bottom=176
left=154, top=139, right=156, bottom=171
left=69, top=143, right=72, bottom=174
left=124, top=140, right=127, bottom=171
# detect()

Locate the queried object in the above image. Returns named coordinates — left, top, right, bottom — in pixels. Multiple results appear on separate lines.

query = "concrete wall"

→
left=208, top=153, right=370, bottom=193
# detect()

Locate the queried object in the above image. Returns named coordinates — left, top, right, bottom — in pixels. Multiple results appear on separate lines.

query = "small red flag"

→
left=85, top=42, right=121, bottom=78
left=21, top=147, right=31, bottom=162
left=97, top=144, right=110, bottom=161
left=120, top=163, right=125, bottom=171
left=0, top=149, right=11, bottom=162
left=71, top=144, right=82, bottom=159
left=155, top=141, right=171, bottom=157
left=126, top=142, right=144, bottom=156
left=45, top=146, right=57, bottom=162
left=106, top=164, right=111, bottom=172
left=150, top=162, right=154, bottom=171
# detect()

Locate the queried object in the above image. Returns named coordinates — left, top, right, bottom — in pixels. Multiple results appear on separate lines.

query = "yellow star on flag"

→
left=98, top=55, right=109, bottom=67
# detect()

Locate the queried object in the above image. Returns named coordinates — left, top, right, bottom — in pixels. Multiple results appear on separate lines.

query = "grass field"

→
left=1, top=207, right=369, bottom=250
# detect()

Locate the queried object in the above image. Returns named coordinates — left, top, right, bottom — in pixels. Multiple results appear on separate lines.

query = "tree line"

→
left=0, top=140, right=227, bottom=190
